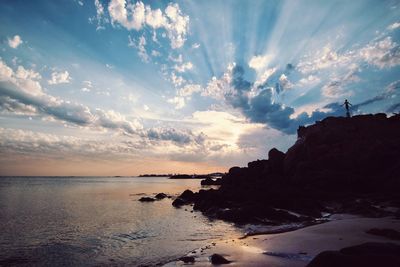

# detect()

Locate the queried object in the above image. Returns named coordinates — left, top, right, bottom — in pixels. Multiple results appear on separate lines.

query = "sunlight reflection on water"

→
left=0, top=177, right=242, bottom=266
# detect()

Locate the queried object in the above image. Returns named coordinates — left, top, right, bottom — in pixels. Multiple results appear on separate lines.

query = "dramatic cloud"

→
left=0, top=60, right=209, bottom=148
left=8, top=35, right=22, bottom=49
left=359, top=37, right=400, bottom=69
left=298, top=37, right=400, bottom=73
left=48, top=71, right=71, bottom=85
left=108, top=0, right=189, bottom=49
left=200, top=63, right=356, bottom=134
left=0, top=60, right=139, bottom=133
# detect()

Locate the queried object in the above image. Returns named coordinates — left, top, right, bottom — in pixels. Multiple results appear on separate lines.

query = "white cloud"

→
left=164, top=3, right=189, bottom=49
left=81, top=81, right=92, bottom=92
left=174, top=61, right=193, bottom=72
left=254, top=67, right=276, bottom=86
left=359, top=36, right=400, bottom=69
left=178, top=84, right=202, bottom=97
left=48, top=71, right=71, bottom=85
left=128, top=35, right=149, bottom=62
left=91, top=0, right=108, bottom=30
left=321, top=67, right=358, bottom=98
left=167, top=96, right=185, bottom=109
left=298, top=75, right=321, bottom=87
left=8, top=35, right=23, bottom=49
left=151, top=50, right=161, bottom=57
left=387, top=22, right=400, bottom=31
left=169, top=54, right=183, bottom=63
left=170, top=72, right=185, bottom=87
left=108, top=0, right=145, bottom=30
left=278, top=74, right=293, bottom=90
left=202, top=63, right=235, bottom=100
left=248, top=54, right=273, bottom=70
left=108, top=0, right=189, bottom=49
left=145, top=6, right=165, bottom=28
left=0, top=61, right=42, bottom=96
left=297, top=45, right=351, bottom=74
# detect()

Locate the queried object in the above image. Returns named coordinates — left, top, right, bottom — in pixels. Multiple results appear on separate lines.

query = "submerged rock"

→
left=179, top=256, right=195, bottom=263
left=138, top=197, right=156, bottom=202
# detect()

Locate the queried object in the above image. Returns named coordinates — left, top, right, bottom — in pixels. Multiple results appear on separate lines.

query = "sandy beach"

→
left=164, top=215, right=400, bottom=266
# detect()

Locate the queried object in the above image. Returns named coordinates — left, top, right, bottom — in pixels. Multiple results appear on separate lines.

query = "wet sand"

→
left=164, top=215, right=400, bottom=266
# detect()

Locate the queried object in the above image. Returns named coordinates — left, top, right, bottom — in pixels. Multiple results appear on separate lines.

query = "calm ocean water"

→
left=0, top=177, right=242, bottom=266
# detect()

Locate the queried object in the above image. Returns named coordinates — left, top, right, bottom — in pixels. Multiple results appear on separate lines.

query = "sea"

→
left=0, top=176, right=243, bottom=266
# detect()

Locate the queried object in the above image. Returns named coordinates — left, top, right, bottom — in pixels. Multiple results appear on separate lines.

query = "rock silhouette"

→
left=307, top=242, right=400, bottom=267
left=173, top=114, right=400, bottom=224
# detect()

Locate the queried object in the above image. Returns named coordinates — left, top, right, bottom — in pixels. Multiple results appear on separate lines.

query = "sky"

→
left=0, top=0, right=399, bottom=176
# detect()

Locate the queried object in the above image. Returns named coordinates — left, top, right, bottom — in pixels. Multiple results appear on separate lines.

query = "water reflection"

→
left=0, top=177, right=242, bottom=266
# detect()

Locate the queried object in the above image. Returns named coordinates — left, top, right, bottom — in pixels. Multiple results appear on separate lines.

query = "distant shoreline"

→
left=139, top=172, right=225, bottom=179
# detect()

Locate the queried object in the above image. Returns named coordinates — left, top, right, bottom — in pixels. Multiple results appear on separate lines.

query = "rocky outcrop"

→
left=210, top=254, right=230, bottom=264
left=201, top=177, right=222, bottom=185
left=173, top=114, right=400, bottom=224
left=307, top=242, right=400, bottom=267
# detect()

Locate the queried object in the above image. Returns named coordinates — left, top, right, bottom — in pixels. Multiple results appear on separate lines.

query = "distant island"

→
left=139, top=172, right=225, bottom=179
left=138, top=174, right=171, bottom=177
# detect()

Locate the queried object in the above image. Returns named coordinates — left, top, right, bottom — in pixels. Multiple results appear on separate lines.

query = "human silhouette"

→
left=341, top=99, right=352, bottom=118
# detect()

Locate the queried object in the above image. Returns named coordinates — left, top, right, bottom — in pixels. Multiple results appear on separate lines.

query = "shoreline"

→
left=163, top=215, right=400, bottom=266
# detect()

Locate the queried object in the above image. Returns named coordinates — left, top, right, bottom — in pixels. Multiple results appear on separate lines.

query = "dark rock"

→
left=201, top=177, right=222, bottom=185
left=307, top=242, right=400, bottom=267
left=155, top=193, right=168, bottom=199
left=179, top=189, right=195, bottom=201
left=173, top=114, right=400, bottom=225
left=210, top=253, right=230, bottom=264
left=366, top=228, right=400, bottom=240
left=138, top=197, right=156, bottom=202
left=268, top=148, right=285, bottom=174
left=179, top=256, right=195, bottom=263
left=172, top=198, right=185, bottom=207
left=228, top=166, right=241, bottom=176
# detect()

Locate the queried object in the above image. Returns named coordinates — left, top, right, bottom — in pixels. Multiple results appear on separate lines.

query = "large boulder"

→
left=307, top=242, right=400, bottom=267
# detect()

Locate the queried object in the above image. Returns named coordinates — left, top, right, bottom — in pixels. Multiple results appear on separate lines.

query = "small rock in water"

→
left=210, top=254, right=230, bottom=264
left=155, top=193, right=168, bottom=199
left=179, top=256, right=195, bottom=263
left=172, top=198, right=185, bottom=207
left=138, top=197, right=156, bottom=202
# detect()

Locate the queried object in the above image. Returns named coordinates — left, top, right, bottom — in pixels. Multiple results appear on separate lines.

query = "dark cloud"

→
left=387, top=102, right=400, bottom=113
left=222, top=65, right=399, bottom=134
left=0, top=81, right=92, bottom=125
left=144, top=128, right=205, bottom=145
left=221, top=65, right=357, bottom=134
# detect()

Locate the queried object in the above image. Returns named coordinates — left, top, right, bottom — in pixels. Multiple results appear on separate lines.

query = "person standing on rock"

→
left=342, top=99, right=352, bottom=118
